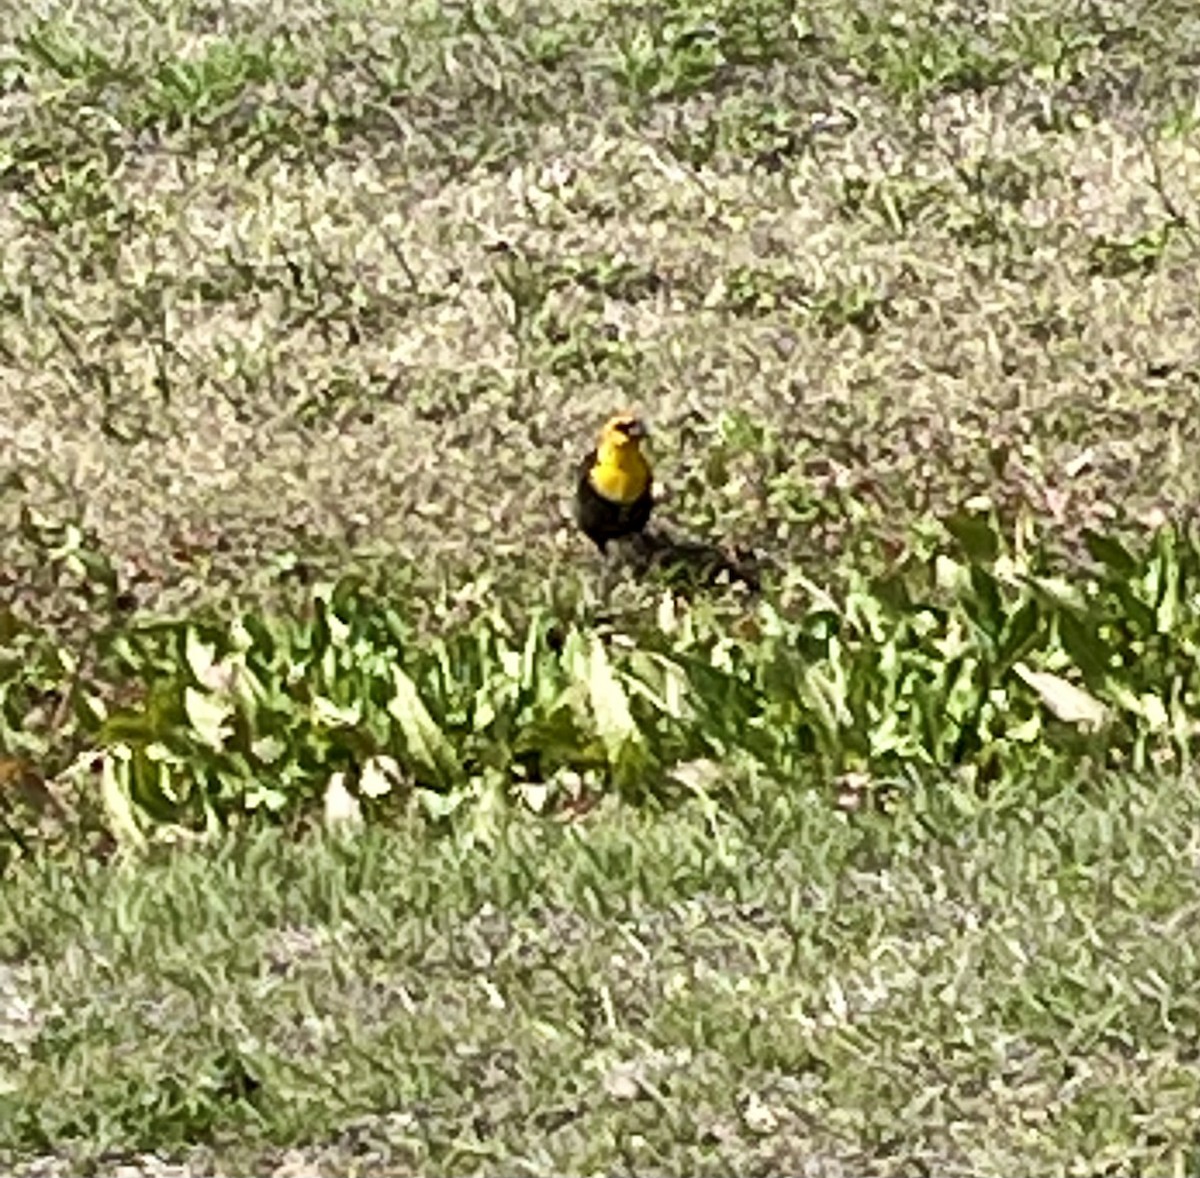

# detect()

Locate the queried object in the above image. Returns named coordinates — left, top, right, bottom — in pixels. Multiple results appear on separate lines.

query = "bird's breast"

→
left=588, top=459, right=650, bottom=505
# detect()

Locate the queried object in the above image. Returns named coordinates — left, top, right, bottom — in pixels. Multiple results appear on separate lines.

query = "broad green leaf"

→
left=935, top=554, right=971, bottom=595
left=388, top=665, right=462, bottom=787
left=98, top=710, right=158, bottom=748
left=965, top=564, right=1004, bottom=641
left=869, top=712, right=924, bottom=760
left=845, top=588, right=888, bottom=642
left=585, top=636, right=640, bottom=765
left=1104, top=680, right=1170, bottom=732
left=1137, top=692, right=1169, bottom=731
left=311, top=695, right=361, bottom=727
left=132, top=745, right=191, bottom=818
left=184, top=627, right=223, bottom=691
left=1025, top=574, right=1088, bottom=614
left=800, top=665, right=851, bottom=741
left=1150, top=531, right=1182, bottom=632
left=329, top=573, right=369, bottom=616
left=360, top=755, right=403, bottom=798
left=473, top=694, right=498, bottom=731
left=226, top=660, right=265, bottom=719
left=229, top=617, right=256, bottom=653
left=944, top=508, right=1000, bottom=564
left=184, top=686, right=232, bottom=750
left=514, top=695, right=596, bottom=771
left=517, top=779, right=553, bottom=813
left=657, top=591, right=681, bottom=635
left=1013, top=663, right=1107, bottom=728
left=625, top=650, right=691, bottom=720
left=417, top=786, right=467, bottom=820
left=251, top=734, right=287, bottom=764
left=1008, top=712, right=1043, bottom=742
left=1103, top=580, right=1156, bottom=635
left=323, top=770, right=363, bottom=828
left=996, top=597, right=1041, bottom=670
left=99, top=747, right=146, bottom=849
left=1083, top=528, right=1137, bottom=576
left=944, top=655, right=984, bottom=723
left=244, top=782, right=290, bottom=812
left=1057, top=613, right=1112, bottom=685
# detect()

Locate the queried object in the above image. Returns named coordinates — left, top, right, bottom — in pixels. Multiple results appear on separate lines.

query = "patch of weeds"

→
left=836, top=173, right=951, bottom=235
left=14, top=20, right=317, bottom=153
left=394, top=23, right=574, bottom=176
left=609, top=21, right=727, bottom=104
left=490, top=245, right=662, bottom=376
left=1001, top=7, right=1107, bottom=90
left=824, top=4, right=1120, bottom=113
left=404, top=369, right=501, bottom=428
left=808, top=278, right=894, bottom=337
left=135, top=37, right=313, bottom=135
left=27, top=296, right=169, bottom=444
left=15, top=18, right=140, bottom=88
left=496, top=247, right=666, bottom=305
left=831, top=7, right=1012, bottom=105
left=560, top=253, right=666, bottom=303
left=955, top=151, right=1047, bottom=209
left=1086, top=223, right=1177, bottom=278
left=713, top=264, right=812, bottom=316
left=1157, top=98, right=1200, bottom=142
left=1040, top=5, right=1200, bottom=122
left=606, top=0, right=822, bottom=106
left=975, top=160, right=1068, bottom=259
left=273, top=261, right=414, bottom=344
left=489, top=243, right=560, bottom=343
left=666, top=409, right=830, bottom=562
left=669, top=95, right=823, bottom=171
left=453, top=0, right=598, bottom=75
left=707, top=265, right=892, bottom=336
left=943, top=205, right=1035, bottom=265
left=10, top=1037, right=265, bottom=1154
left=287, top=364, right=404, bottom=431
left=535, top=311, right=644, bottom=381
left=11, top=157, right=134, bottom=279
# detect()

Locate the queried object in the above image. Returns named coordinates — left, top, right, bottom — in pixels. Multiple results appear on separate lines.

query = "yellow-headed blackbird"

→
left=574, top=413, right=653, bottom=552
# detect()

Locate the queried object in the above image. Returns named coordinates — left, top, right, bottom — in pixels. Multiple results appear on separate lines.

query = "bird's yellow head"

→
left=590, top=413, right=651, bottom=504
left=598, top=412, right=648, bottom=450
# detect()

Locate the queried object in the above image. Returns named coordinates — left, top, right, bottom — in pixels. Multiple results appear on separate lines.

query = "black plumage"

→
left=574, top=450, right=654, bottom=552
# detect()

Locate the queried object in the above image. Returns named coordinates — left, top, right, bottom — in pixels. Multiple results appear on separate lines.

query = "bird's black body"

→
left=574, top=450, right=653, bottom=553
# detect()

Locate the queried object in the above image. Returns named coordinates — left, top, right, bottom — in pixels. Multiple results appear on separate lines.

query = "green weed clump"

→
left=5, top=506, right=1200, bottom=852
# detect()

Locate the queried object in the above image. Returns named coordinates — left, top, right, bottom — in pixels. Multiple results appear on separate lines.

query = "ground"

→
left=4, top=0, right=1199, bottom=618
left=2, top=0, right=1200, bottom=1173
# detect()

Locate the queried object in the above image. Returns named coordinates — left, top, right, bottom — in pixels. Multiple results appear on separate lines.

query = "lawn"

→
left=2, top=0, right=1200, bottom=1172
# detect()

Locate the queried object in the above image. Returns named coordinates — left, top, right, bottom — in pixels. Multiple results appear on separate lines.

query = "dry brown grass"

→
left=2, top=0, right=1198, bottom=619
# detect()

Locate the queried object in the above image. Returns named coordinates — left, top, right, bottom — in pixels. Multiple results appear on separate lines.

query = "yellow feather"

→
left=590, top=432, right=650, bottom=504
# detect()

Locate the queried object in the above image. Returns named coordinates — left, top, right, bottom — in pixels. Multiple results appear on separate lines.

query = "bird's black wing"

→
left=574, top=450, right=654, bottom=551
left=626, top=476, right=653, bottom=534
left=573, top=449, right=610, bottom=548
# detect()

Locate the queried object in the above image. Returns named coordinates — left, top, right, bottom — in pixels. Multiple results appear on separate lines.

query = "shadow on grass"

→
left=622, top=525, right=765, bottom=593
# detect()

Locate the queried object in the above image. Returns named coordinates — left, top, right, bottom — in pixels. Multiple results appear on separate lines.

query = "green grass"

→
left=3, top=0, right=1200, bottom=1170
left=4, top=771, right=1200, bottom=1175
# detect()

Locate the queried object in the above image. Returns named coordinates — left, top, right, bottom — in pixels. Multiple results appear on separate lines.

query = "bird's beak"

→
left=628, top=420, right=648, bottom=440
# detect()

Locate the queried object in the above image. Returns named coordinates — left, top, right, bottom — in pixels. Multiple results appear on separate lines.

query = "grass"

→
left=5, top=0, right=1200, bottom=621
left=5, top=771, right=1200, bottom=1175
left=3, top=0, right=1200, bottom=1171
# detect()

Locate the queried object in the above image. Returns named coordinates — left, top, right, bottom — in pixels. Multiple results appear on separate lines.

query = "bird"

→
left=574, top=412, right=653, bottom=553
